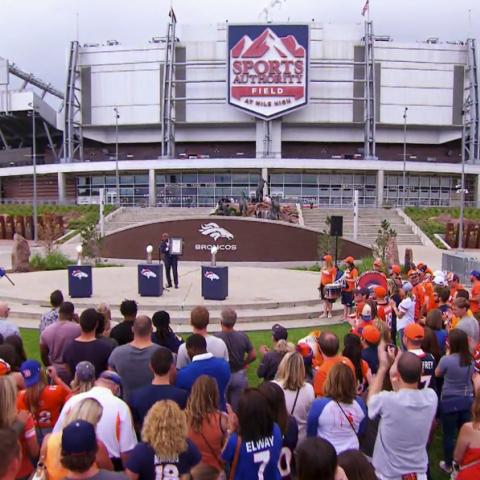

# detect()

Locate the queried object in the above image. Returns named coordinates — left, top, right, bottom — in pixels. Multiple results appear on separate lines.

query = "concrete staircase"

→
left=302, top=207, right=422, bottom=246
left=105, top=207, right=213, bottom=233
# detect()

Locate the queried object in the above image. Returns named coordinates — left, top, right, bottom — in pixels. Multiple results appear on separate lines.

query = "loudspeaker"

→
left=330, top=216, right=343, bottom=237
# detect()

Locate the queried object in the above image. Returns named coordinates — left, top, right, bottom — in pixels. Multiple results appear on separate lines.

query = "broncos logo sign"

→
left=198, top=223, right=234, bottom=241
left=204, top=271, right=220, bottom=281
left=141, top=269, right=157, bottom=279
left=72, top=270, right=88, bottom=279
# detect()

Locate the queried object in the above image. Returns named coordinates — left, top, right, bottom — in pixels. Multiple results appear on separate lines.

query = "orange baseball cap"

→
left=391, top=265, right=401, bottom=274
left=323, top=255, right=333, bottom=262
left=362, top=325, right=381, bottom=344
left=374, top=259, right=382, bottom=266
left=344, top=256, right=354, bottom=263
left=405, top=323, right=424, bottom=340
left=374, top=286, right=387, bottom=299
left=0, top=359, right=11, bottom=376
left=417, top=262, right=425, bottom=268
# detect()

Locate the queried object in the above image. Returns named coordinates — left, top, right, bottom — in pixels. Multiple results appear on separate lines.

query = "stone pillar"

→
left=262, top=167, right=268, bottom=197
left=256, top=119, right=282, bottom=158
left=377, top=169, right=384, bottom=208
left=57, top=172, right=66, bottom=204
left=148, top=169, right=156, bottom=207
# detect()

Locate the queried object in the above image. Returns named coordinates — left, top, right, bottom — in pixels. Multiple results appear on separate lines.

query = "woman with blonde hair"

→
left=274, top=351, right=314, bottom=441
left=187, top=375, right=228, bottom=479
left=70, top=361, right=96, bottom=395
left=39, top=397, right=112, bottom=480
left=96, top=303, right=118, bottom=348
left=126, top=400, right=201, bottom=480
left=307, top=363, right=367, bottom=454
left=0, top=375, right=39, bottom=479
left=453, top=394, right=480, bottom=479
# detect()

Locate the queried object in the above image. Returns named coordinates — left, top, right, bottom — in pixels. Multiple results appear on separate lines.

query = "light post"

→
left=402, top=106, right=408, bottom=208
left=28, top=102, right=38, bottom=242
left=458, top=113, right=467, bottom=249
left=113, top=106, right=120, bottom=206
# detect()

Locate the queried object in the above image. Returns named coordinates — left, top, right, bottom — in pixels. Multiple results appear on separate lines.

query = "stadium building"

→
left=0, top=17, right=479, bottom=208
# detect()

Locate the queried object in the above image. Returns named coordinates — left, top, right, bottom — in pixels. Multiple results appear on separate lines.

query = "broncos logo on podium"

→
left=199, top=223, right=234, bottom=241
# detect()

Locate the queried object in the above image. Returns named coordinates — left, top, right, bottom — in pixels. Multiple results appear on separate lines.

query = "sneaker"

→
left=439, top=461, right=452, bottom=474
left=327, top=313, right=332, bottom=319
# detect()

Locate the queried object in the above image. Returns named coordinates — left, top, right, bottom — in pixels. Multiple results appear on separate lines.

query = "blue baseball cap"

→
left=20, top=360, right=41, bottom=388
left=62, top=420, right=97, bottom=454
left=471, top=271, right=480, bottom=280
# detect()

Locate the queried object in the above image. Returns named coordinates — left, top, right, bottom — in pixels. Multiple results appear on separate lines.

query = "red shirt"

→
left=471, top=281, right=480, bottom=314
left=412, top=283, right=426, bottom=321
left=378, top=303, right=393, bottom=328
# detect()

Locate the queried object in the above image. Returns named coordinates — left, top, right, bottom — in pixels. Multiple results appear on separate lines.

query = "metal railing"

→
left=441, top=251, right=480, bottom=284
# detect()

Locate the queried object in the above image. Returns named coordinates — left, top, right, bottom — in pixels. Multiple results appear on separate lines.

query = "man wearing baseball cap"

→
left=408, top=269, right=427, bottom=322
left=403, top=323, right=436, bottom=389
left=60, top=420, right=125, bottom=479
left=341, top=256, right=359, bottom=321
left=373, top=259, right=384, bottom=273
left=361, top=325, right=381, bottom=374
left=257, top=324, right=290, bottom=381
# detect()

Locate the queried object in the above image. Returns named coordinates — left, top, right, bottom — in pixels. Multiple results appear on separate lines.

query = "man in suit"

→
left=160, top=232, right=179, bottom=288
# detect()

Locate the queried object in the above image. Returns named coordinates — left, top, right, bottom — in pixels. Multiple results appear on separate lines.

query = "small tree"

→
left=80, top=223, right=103, bottom=264
left=373, top=219, right=397, bottom=264
left=39, top=214, right=63, bottom=254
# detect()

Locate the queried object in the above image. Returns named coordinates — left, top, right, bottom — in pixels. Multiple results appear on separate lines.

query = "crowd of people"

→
left=0, top=259, right=479, bottom=479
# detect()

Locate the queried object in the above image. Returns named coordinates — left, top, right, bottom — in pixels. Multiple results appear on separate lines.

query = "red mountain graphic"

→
left=231, top=28, right=305, bottom=59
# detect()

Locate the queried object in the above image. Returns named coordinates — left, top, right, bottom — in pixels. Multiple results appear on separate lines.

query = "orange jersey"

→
left=313, top=355, right=356, bottom=397
left=320, top=267, right=337, bottom=286
left=344, top=267, right=359, bottom=292
left=471, top=281, right=480, bottom=314
left=17, top=384, right=70, bottom=429
left=423, top=281, right=436, bottom=311
left=377, top=304, right=393, bottom=328
left=412, top=283, right=426, bottom=321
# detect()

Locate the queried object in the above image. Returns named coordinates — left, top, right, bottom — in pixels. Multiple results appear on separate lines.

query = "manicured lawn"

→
left=19, top=325, right=445, bottom=479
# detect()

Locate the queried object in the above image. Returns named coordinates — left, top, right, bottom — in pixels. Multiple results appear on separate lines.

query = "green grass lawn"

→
left=19, top=325, right=446, bottom=479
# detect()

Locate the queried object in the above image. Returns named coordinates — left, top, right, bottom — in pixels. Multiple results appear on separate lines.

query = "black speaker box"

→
left=330, top=216, right=343, bottom=237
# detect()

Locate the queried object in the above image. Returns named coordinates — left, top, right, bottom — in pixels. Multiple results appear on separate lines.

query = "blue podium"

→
left=201, top=266, right=228, bottom=300
left=138, top=264, right=163, bottom=297
left=68, top=265, right=93, bottom=298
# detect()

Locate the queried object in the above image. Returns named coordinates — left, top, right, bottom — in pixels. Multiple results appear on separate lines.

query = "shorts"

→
left=320, top=284, right=336, bottom=303
left=341, top=291, right=354, bottom=307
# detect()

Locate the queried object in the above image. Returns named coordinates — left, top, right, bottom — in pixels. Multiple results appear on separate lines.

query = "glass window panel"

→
left=77, top=177, right=88, bottom=186
left=302, top=174, right=317, bottom=184
left=167, top=175, right=179, bottom=184
left=198, top=173, right=214, bottom=183
left=105, top=176, right=116, bottom=186
left=215, top=173, right=231, bottom=184
left=182, top=173, right=197, bottom=183
left=134, top=187, right=149, bottom=195
left=156, top=175, right=166, bottom=185
left=232, top=173, right=249, bottom=184
left=386, top=175, right=397, bottom=186
left=232, top=187, right=248, bottom=196
left=440, top=177, right=451, bottom=187
left=430, top=177, right=440, bottom=187
left=302, top=186, right=318, bottom=195
left=318, top=174, right=331, bottom=185
left=249, top=173, right=261, bottom=183
left=365, top=175, right=376, bottom=185
left=284, top=173, right=301, bottom=183
left=78, top=188, right=89, bottom=196
left=91, top=176, right=104, bottom=185
left=408, top=176, right=419, bottom=187
left=285, top=186, right=301, bottom=195
left=134, top=174, right=148, bottom=184
left=331, top=175, right=342, bottom=185
left=342, top=174, right=353, bottom=185
left=198, top=187, right=214, bottom=196
left=120, top=175, right=134, bottom=185
left=420, top=177, right=430, bottom=187
left=182, top=187, right=197, bottom=195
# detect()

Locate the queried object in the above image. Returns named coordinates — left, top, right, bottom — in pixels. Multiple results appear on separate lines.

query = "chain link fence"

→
left=442, top=252, right=480, bottom=285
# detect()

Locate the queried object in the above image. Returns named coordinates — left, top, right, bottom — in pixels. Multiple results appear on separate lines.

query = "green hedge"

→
left=30, top=251, right=74, bottom=270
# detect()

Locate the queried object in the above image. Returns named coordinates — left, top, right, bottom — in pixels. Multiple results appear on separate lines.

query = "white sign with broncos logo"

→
left=204, top=271, right=220, bottom=281
left=141, top=268, right=157, bottom=279
left=196, top=222, right=237, bottom=252
left=199, top=223, right=234, bottom=241
left=72, top=269, right=89, bottom=279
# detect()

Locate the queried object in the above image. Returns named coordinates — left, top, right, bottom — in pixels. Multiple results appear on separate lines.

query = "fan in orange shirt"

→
left=319, top=254, right=337, bottom=319
left=313, top=331, right=356, bottom=397
left=17, top=360, right=71, bottom=437
left=408, top=269, right=426, bottom=322
left=374, top=286, right=393, bottom=329
left=447, top=273, right=464, bottom=302
left=469, top=271, right=480, bottom=316
left=341, top=257, right=359, bottom=320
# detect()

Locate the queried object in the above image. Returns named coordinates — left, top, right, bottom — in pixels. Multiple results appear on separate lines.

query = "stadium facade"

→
left=0, top=18, right=479, bottom=208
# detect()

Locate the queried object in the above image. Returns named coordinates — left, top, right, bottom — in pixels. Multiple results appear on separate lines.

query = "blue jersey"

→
left=222, top=424, right=282, bottom=480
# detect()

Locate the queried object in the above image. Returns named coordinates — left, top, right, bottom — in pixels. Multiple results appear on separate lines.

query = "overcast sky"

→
left=1, top=0, right=479, bottom=96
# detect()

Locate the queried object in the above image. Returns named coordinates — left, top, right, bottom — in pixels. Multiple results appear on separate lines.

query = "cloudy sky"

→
left=1, top=0, right=479, bottom=96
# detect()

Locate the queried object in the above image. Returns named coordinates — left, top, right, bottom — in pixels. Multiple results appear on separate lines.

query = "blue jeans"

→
left=441, top=409, right=471, bottom=466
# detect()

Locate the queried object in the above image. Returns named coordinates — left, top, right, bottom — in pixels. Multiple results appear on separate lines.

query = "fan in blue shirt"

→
left=175, top=334, right=231, bottom=410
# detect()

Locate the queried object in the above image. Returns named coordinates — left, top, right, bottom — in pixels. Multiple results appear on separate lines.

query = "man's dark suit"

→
left=160, top=239, right=178, bottom=288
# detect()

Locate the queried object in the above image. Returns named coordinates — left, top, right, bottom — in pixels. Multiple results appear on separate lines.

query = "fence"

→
left=441, top=251, right=480, bottom=284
